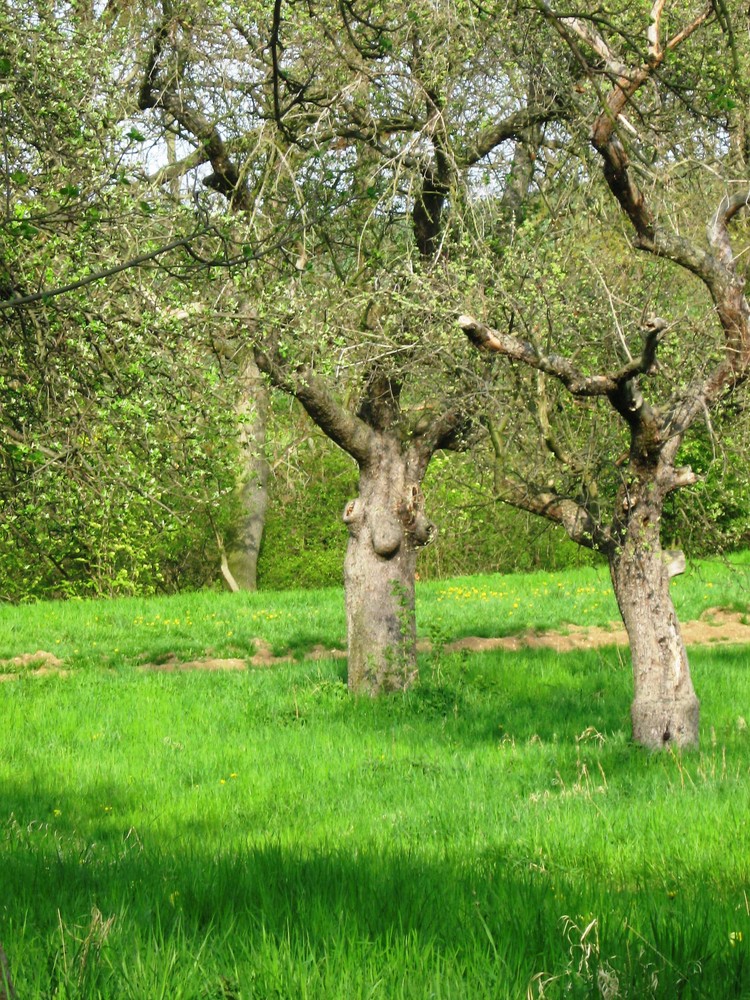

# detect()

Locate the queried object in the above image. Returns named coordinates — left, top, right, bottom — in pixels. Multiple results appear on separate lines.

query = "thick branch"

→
left=406, top=403, right=468, bottom=480
left=558, top=15, right=632, bottom=78
left=582, top=5, right=716, bottom=282
left=254, top=346, right=374, bottom=465
left=459, top=314, right=666, bottom=397
left=494, top=475, right=609, bottom=551
left=708, top=190, right=750, bottom=267
left=412, top=165, right=450, bottom=259
left=356, top=369, right=402, bottom=432
left=138, top=37, right=254, bottom=212
left=458, top=103, right=564, bottom=167
left=147, top=146, right=211, bottom=186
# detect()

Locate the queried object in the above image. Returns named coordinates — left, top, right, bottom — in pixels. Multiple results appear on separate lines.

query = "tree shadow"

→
left=0, top=772, right=743, bottom=998
left=1, top=643, right=747, bottom=994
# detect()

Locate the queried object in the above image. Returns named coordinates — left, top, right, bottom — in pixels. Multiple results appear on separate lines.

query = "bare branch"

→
left=708, top=189, right=750, bottom=267
left=647, top=0, right=667, bottom=63
left=458, top=103, right=565, bottom=167
left=559, top=15, right=632, bottom=78
left=590, top=4, right=712, bottom=147
left=0, top=232, right=207, bottom=311
left=406, top=403, right=468, bottom=479
left=458, top=314, right=667, bottom=396
left=492, top=475, right=609, bottom=551
left=254, top=346, right=374, bottom=465
left=138, top=29, right=255, bottom=212
left=147, top=147, right=210, bottom=186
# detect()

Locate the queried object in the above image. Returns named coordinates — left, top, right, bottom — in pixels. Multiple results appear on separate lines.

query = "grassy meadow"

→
left=1, top=554, right=750, bottom=997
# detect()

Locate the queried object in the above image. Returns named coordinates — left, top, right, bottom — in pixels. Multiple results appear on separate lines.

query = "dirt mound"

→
left=436, top=608, right=750, bottom=656
left=2, top=609, right=748, bottom=679
left=139, top=656, right=248, bottom=673
left=0, top=650, right=66, bottom=682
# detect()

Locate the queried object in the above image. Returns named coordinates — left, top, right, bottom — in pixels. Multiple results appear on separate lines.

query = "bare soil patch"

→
left=0, top=649, right=66, bottom=682
left=139, top=656, right=248, bottom=673
left=2, top=609, right=748, bottom=680
left=435, top=608, right=750, bottom=656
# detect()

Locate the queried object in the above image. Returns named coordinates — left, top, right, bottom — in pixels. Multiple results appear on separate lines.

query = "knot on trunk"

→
left=406, top=512, right=436, bottom=547
left=398, top=484, right=435, bottom=548
left=370, top=515, right=403, bottom=558
left=343, top=498, right=362, bottom=537
left=345, top=497, right=403, bottom=557
left=663, top=548, right=685, bottom=579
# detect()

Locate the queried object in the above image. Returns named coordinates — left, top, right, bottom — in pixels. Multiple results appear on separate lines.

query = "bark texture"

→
left=343, top=438, right=434, bottom=694
left=609, top=516, right=699, bottom=749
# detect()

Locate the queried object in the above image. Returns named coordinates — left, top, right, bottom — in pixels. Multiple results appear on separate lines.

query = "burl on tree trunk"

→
left=343, top=440, right=434, bottom=695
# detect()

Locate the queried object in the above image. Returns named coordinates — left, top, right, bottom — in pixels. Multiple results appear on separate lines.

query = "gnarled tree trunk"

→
left=609, top=495, right=699, bottom=749
left=343, top=437, right=434, bottom=694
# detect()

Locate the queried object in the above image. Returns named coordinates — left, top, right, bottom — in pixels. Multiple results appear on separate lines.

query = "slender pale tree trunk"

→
left=343, top=437, right=434, bottom=694
left=224, top=356, right=269, bottom=591
left=609, top=497, right=699, bottom=749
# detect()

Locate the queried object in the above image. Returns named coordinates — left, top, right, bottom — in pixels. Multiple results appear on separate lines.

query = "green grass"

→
left=1, top=552, right=748, bottom=669
left=1, top=556, right=750, bottom=997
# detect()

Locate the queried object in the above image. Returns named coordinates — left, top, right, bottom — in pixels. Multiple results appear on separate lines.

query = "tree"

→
left=132, top=0, right=568, bottom=691
left=460, top=0, right=750, bottom=748
left=219, top=355, right=269, bottom=591
left=0, top=2, right=243, bottom=598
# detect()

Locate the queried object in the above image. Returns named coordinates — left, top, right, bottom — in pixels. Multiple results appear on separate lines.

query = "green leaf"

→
left=127, top=127, right=147, bottom=142
left=9, top=219, right=39, bottom=238
left=0, top=57, right=11, bottom=77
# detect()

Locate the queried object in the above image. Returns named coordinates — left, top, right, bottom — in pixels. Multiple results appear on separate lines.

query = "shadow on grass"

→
left=1, top=645, right=748, bottom=995
left=0, top=784, right=744, bottom=999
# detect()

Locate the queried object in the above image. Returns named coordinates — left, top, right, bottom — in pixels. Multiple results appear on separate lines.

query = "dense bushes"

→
left=2, top=395, right=747, bottom=602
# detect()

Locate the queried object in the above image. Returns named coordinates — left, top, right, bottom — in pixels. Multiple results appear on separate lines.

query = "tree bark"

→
left=224, top=356, right=269, bottom=590
left=609, top=498, right=699, bottom=750
left=342, top=436, right=434, bottom=695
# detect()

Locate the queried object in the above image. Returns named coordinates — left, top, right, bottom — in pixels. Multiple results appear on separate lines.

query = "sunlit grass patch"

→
left=1, top=638, right=750, bottom=996
left=1, top=554, right=747, bottom=670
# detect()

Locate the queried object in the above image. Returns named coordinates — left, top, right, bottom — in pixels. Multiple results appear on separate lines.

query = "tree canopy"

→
left=2, top=0, right=750, bottom=744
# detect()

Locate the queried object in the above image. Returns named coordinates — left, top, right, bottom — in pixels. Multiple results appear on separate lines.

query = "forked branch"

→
left=458, top=314, right=667, bottom=397
left=254, top=345, right=374, bottom=465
